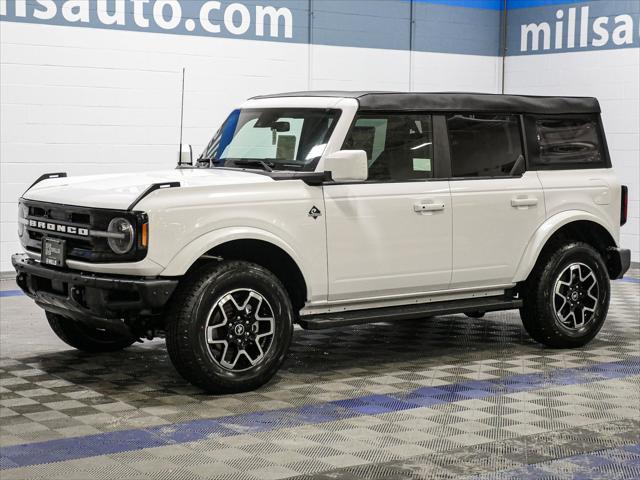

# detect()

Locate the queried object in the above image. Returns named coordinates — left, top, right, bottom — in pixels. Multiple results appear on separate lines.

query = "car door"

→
left=323, top=113, right=452, bottom=302
left=446, top=113, right=545, bottom=288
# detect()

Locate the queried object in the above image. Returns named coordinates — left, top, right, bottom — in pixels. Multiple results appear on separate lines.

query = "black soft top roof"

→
left=251, top=91, right=600, bottom=115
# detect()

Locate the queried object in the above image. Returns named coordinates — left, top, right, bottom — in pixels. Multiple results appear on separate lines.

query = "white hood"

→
left=23, top=168, right=273, bottom=209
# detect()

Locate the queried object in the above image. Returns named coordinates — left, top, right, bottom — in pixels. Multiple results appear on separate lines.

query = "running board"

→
left=298, top=296, right=522, bottom=330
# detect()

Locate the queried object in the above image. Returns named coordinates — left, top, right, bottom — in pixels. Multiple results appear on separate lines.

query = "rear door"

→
left=446, top=113, right=545, bottom=288
left=323, top=113, right=452, bottom=301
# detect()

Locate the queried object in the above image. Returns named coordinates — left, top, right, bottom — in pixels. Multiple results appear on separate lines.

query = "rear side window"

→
left=447, top=114, right=524, bottom=178
left=535, top=117, right=602, bottom=166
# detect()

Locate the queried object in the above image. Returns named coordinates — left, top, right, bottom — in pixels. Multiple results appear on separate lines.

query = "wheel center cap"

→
left=234, top=324, right=245, bottom=336
left=571, top=291, right=579, bottom=302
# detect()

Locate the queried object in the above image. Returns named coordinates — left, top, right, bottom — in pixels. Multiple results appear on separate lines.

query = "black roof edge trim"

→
left=128, top=182, right=180, bottom=211
left=250, top=91, right=600, bottom=115
left=23, top=172, right=67, bottom=196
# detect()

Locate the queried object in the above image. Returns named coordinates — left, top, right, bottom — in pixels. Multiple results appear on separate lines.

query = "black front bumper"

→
left=12, top=254, right=179, bottom=334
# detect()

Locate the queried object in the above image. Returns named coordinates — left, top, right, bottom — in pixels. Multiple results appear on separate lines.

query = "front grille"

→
left=20, top=200, right=147, bottom=263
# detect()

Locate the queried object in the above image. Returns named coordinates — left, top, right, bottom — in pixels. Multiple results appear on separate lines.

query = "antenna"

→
left=178, top=67, right=186, bottom=165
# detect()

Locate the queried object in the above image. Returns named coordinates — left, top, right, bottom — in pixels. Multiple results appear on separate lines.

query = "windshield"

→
left=199, top=108, right=341, bottom=171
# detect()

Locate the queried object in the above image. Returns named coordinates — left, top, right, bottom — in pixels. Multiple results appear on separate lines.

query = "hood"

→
left=23, top=168, right=273, bottom=210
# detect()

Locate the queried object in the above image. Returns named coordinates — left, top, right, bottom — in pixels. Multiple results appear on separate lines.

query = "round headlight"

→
left=107, top=218, right=134, bottom=254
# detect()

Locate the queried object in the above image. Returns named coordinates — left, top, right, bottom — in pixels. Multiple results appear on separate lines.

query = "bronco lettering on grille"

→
left=28, top=219, right=89, bottom=237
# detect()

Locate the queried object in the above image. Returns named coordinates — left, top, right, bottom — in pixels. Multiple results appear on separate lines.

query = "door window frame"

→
left=440, top=112, right=529, bottom=181
left=332, top=110, right=450, bottom=184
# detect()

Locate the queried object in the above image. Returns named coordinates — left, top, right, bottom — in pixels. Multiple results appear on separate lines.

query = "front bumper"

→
left=12, top=253, right=179, bottom=335
left=606, top=247, right=631, bottom=280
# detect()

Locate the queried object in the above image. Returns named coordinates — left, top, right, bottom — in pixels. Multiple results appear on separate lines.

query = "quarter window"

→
left=447, top=114, right=524, bottom=178
left=536, top=117, right=602, bottom=166
left=343, top=113, right=434, bottom=181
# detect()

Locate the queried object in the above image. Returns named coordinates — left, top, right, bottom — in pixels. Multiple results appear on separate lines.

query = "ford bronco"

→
left=13, top=92, right=631, bottom=393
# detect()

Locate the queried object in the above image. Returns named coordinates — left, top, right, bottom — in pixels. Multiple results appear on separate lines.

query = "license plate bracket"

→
left=42, top=237, right=66, bottom=267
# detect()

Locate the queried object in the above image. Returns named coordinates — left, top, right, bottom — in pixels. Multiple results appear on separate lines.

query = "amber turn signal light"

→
left=141, top=222, right=149, bottom=248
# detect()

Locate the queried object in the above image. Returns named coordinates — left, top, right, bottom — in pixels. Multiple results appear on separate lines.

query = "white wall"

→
left=505, top=48, right=640, bottom=262
left=0, top=21, right=502, bottom=271
left=4, top=14, right=636, bottom=272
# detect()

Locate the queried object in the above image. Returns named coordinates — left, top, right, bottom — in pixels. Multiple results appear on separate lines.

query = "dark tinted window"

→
left=536, top=117, right=601, bottom=166
left=447, top=114, right=524, bottom=177
left=343, top=113, right=434, bottom=181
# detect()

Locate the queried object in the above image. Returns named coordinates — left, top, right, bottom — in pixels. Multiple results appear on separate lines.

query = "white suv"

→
left=13, top=92, right=631, bottom=393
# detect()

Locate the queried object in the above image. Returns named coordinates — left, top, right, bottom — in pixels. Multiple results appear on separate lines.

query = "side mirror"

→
left=178, top=144, right=193, bottom=166
left=324, top=150, right=368, bottom=183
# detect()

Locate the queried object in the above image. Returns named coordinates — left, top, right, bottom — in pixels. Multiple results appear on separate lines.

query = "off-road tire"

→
left=165, top=260, right=294, bottom=394
left=520, top=241, right=610, bottom=348
left=46, top=312, right=135, bottom=352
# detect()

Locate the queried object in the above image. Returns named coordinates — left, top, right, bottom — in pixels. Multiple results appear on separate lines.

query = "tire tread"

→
left=520, top=241, right=609, bottom=348
left=165, top=260, right=293, bottom=393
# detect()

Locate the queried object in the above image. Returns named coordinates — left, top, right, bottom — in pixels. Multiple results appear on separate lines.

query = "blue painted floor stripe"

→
left=0, top=290, right=23, bottom=298
left=468, top=442, right=640, bottom=479
left=1, top=357, right=639, bottom=470
left=620, top=276, right=640, bottom=284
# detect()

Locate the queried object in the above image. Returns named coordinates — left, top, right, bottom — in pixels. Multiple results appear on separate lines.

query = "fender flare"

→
left=160, top=225, right=312, bottom=286
left=512, top=210, right=618, bottom=283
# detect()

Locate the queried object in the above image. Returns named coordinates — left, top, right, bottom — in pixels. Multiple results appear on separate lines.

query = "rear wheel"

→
left=46, top=312, right=135, bottom=352
left=165, top=260, right=294, bottom=393
left=520, top=242, right=610, bottom=348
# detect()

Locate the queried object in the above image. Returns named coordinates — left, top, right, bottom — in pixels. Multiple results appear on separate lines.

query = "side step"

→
left=298, top=296, right=522, bottom=330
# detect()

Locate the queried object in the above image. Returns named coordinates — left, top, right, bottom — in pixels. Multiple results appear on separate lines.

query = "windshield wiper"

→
left=226, top=159, right=274, bottom=172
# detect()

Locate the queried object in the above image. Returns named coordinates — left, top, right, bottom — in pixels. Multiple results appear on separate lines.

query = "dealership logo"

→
left=28, top=219, right=89, bottom=237
left=521, top=6, right=637, bottom=52
left=0, top=0, right=294, bottom=39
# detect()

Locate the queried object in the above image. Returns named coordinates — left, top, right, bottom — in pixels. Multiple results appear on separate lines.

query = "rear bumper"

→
left=607, top=247, right=631, bottom=280
left=12, top=253, right=179, bottom=334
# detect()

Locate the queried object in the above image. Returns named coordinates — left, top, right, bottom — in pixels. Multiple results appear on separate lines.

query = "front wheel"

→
left=46, top=312, right=135, bottom=352
left=520, top=242, right=610, bottom=348
left=165, top=260, right=294, bottom=393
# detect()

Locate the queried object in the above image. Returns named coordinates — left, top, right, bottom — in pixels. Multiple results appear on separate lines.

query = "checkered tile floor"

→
left=0, top=269, right=638, bottom=479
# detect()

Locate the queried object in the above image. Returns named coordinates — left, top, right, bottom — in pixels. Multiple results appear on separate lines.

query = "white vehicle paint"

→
left=13, top=92, right=631, bottom=392
left=19, top=93, right=627, bottom=311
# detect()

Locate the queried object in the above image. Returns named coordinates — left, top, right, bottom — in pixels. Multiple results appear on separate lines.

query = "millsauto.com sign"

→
left=0, top=0, right=299, bottom=41
left=510, top=1, right=639, bottom=55
left=1, top=1, right=638, bottom=56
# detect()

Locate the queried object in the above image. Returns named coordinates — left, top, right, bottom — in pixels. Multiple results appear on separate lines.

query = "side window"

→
left=343, top=113, right=434, bottom=181
left=447, top=114, right=524, bottom=178
left=535, top=117, right=602, bottom=167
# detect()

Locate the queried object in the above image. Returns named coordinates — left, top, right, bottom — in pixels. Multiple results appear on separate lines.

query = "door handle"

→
left=414, top=202, right=445, bottom=213
left=511, top=197, right=538, bottom=208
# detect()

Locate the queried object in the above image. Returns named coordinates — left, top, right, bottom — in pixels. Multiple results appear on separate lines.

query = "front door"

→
left=323, top=112, right=452, bottom=302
